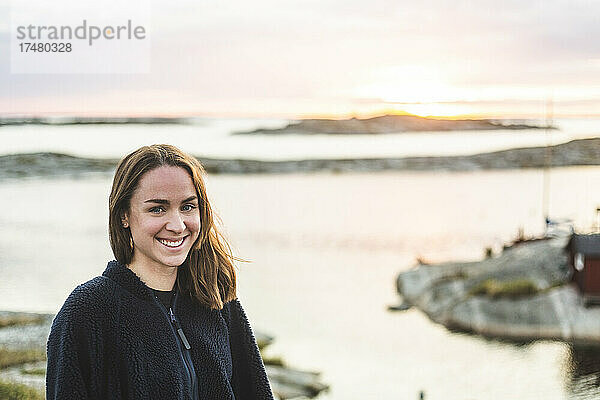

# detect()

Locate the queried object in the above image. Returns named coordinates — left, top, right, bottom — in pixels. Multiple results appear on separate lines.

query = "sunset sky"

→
left=1, top=0, right=600, bottom=118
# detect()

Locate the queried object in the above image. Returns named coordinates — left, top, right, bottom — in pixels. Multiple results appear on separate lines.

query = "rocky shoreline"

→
left=234, top=115, right=549, bottom=135
left=0, top=117, right=188, bottom=126
left=0, top=312, right=328, bottom=399
left=394, top=238, right=600, bottom=345
left=1, top=137, right=599, bottom=179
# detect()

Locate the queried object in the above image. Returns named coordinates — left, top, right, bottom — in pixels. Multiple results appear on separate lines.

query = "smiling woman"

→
left=45, top=144, right=274, bottom=400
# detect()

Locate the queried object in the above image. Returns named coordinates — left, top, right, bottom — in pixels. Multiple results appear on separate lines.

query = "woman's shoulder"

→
left=64, top=276, right=116, bottom=308
left=220, top=298, right=254, bottom=330
left=220, top=297, right=241, bottom=316
left=52, top=275, right=117, bottom=329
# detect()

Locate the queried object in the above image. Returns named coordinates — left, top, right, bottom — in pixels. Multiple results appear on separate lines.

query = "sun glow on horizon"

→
left=385, top=102, right=476, bottom=118
left=348, top=65, right=482, bottom=117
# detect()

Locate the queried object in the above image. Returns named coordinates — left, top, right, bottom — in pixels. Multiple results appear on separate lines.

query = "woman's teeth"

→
left=158, top=238, right=184, bottom=247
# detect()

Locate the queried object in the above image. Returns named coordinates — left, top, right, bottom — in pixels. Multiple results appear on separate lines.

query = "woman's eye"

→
left=149, top=207, right=165, bottom=214
left=182, top=204, right=197, bottom=212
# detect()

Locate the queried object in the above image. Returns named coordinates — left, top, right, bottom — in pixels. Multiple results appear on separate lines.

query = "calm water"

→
left=1, top=167, right=600, bottom=399
left=1, top=118, right=600, bottom=160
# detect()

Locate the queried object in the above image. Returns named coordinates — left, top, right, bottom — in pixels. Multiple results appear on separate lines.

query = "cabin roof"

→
left=566, top=234, right=600, bottom=257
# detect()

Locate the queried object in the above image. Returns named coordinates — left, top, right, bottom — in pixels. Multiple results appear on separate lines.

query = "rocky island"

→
left=0, top=117, right=188, bottom=126
left=394, top=238, right=600, bottom=345
left=234, top=114, right=549, bottom=135
left=1, top=137, right=599, bottom=178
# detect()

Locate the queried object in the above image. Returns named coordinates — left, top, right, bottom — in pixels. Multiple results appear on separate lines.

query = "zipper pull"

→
left=169, top=307, right=192, bottom=350
left=177, top=328, right=192, bottom=350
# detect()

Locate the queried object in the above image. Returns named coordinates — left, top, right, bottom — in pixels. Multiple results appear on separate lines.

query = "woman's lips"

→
left=157, top=236, right=186, bottom=248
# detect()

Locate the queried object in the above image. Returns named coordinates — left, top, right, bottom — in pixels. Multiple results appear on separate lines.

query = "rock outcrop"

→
left=396, top=238, right=600, bottom=344
left=235, top=115, right=548, bottom=135
left=2, top=138, right=599, bottom=177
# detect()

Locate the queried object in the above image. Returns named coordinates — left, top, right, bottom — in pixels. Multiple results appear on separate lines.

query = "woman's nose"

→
left=165, top=212, right=186, bottom=233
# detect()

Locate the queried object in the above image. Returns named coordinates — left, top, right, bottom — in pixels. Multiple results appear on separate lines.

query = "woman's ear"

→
left=121, top=214, right=129, bottom=229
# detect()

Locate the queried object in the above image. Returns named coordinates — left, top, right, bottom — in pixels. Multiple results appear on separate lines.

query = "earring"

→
left=123, top=222, right=129, bottom=228
left=129, top=236, right=134, bottom=249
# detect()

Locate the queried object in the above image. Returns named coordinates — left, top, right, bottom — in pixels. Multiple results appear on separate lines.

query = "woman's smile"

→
left=157, top=236, right=187, bottom=248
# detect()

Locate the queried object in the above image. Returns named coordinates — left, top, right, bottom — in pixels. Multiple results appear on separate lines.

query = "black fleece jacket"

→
left=46, top=260, right=274, bottom=400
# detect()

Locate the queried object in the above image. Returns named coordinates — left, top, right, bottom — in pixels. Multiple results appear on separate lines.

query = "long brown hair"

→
left=108, top=144, right=237, bottom=310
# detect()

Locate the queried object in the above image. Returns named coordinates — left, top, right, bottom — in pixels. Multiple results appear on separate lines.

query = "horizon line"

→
left=1, top=111, right=599, bottom=120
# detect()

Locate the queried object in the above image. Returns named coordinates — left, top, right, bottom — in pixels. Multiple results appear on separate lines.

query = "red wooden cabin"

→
left=567, top=233, right=600, bottom=305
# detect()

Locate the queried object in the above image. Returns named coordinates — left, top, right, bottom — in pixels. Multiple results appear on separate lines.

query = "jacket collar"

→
left=102, top=260, right=157, bottom=302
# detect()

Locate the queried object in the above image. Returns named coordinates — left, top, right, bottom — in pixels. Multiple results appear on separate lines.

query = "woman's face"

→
left=123, top=165, right=201, bottom=270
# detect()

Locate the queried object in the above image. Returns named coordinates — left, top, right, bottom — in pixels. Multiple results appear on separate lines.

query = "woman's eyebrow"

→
left=143, top=196, right=197, bottom=205
left=144, top=198, right=168, bottom=204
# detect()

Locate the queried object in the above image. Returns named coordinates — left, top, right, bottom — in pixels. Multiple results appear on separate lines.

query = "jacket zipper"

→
left=152, top=292, right=198, bottom=400
left=172, top=294, right=199, bottom=399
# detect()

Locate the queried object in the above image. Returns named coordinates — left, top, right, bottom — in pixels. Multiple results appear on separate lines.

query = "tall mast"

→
left=542, top=97, right=553, bottom=234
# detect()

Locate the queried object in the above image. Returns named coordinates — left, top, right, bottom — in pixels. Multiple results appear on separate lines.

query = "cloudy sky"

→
left=1, top=0, right=600, bottom=118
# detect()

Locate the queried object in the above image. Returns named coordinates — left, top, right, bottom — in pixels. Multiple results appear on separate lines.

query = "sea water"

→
left=0, top=117, right=599, bottom=161
left=1, top=166, right=600, bottom=399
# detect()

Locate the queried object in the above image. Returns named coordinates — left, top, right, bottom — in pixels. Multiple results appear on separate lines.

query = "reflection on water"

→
left=565, top=345, right=600, bottom=399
